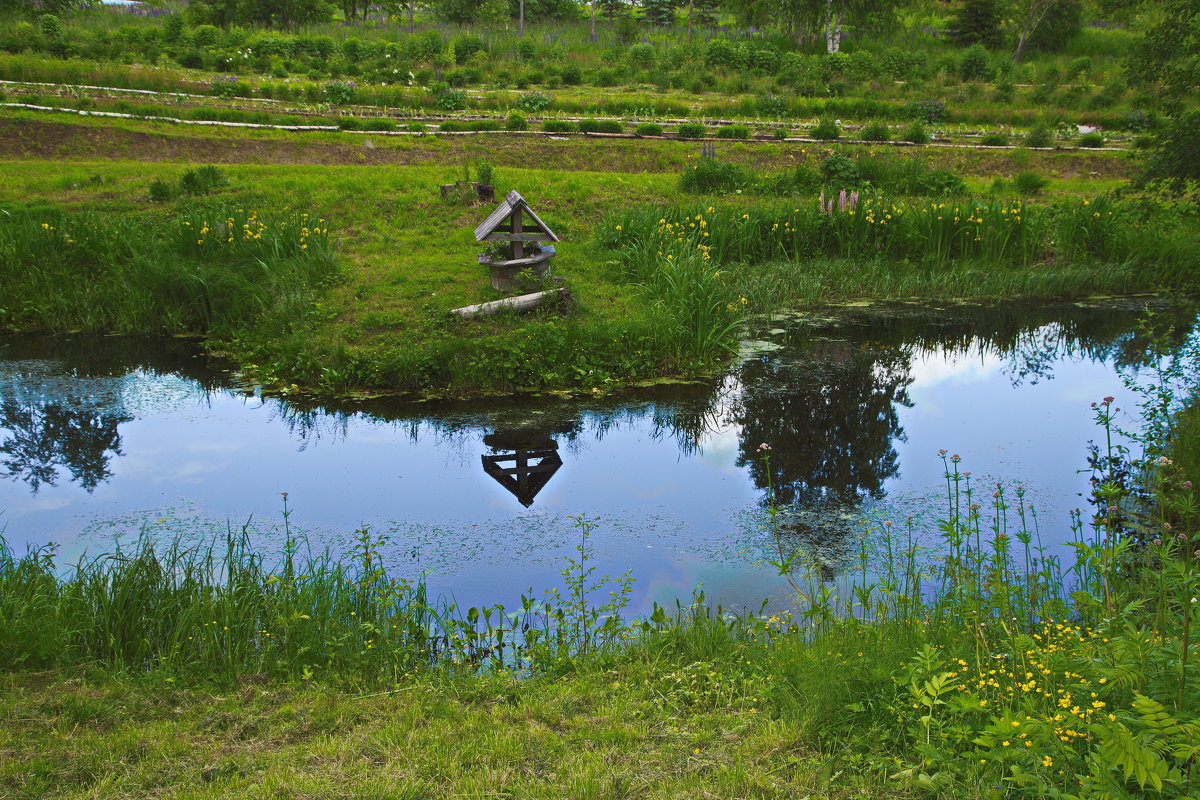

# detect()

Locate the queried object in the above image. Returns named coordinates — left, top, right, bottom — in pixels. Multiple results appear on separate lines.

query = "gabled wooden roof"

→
left=474, top=190, right=560, bottom=243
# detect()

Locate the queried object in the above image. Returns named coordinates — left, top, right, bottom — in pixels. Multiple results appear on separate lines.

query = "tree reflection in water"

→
left=729, top=302, right=1197, bottom=576
left=0, top=335, right=223, bottom=494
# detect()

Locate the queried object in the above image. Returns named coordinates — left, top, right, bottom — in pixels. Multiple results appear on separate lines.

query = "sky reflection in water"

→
left=0, top=301, right=1192, bottom=614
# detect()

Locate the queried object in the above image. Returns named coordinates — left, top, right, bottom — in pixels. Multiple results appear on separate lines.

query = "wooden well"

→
left=474, top=190, right=560, bottom=292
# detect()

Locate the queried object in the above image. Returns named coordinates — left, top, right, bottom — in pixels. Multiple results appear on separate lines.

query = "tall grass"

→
left=0, top=205, right=337, bottom=336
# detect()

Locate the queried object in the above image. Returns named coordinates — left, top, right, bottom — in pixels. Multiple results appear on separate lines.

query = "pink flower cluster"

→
left=818, top=190, right=860, bottom=215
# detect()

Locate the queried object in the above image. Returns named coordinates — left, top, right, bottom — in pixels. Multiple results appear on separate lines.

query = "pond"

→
left=1, top=300, right=1193, bottom=615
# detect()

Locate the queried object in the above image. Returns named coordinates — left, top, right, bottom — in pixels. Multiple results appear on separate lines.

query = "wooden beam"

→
left=450, top=287, right=570, bottom=320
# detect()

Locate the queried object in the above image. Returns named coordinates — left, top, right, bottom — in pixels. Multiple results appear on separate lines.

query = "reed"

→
left=0, top=205, right=338, bottom=336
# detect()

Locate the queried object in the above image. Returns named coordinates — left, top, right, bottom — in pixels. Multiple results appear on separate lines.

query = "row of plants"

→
left=600, top=193, right=1198, bottom=272
left=0, top=17, right=1134, bottom=91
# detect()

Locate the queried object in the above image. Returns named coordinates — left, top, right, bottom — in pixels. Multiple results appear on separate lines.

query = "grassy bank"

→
left=0, top=123, right=1183, bottom=397
left=2, top=346, right=1198, bottom=798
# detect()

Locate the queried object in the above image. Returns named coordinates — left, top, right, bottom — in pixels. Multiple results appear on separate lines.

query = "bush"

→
left=905, top=99, right=947, bottom=124
left=676, top=122, right=706, bottom=138
left=452, top=35, right=485, bottom=65
left=959, top=44, right=994, bottom=82
left=505, top=110, right=528, bottom=131
left=715, top=124, right=750, bottom=139
left=811, top=118, right=841, bottom=140
left=1138, top=109, right=1200, bottom=187
left=679, top=158, right=752, bottom=195
left=148, top=178, right=176, bottom=203
left=1024, top=123, right=1054, bottom=148
left=179, top=165, right=227, bottom=196
left=541, top=119, right=576, bottom=133
left=980, top=133, right=1008, bottom=146
left=859, top=122, right=891, bottom=141
left=821, top=153, right=861, bottom=188
left=1077, top=132, right=1105, bottom=148
left=516, top=91, right=552, bottom=112
left=634, top=122, right=664, bottom=137
left=579, top=118, right=623, bottom=134
left=1014, top=170, right=1048, bottom=195
left=900, top=123, right=930, bottom=144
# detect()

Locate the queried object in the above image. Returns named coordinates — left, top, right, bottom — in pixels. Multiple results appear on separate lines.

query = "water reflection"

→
left=0, top=335, right=225, bottom=493
left=0, top=301, right=1196, bottom=612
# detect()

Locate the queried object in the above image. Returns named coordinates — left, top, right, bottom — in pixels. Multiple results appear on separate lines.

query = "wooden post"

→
left=511, top=207, right=523, bottom=260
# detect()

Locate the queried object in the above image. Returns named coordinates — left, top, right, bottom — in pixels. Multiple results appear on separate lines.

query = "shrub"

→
left=959, top=44, right=994, bottom=82
left=980, top=133, right=1008, bottom=146
left=905, top=99, right=947, bottom=124
left=336, top=116, right=359, bottom=130
left=452, top=35, right=485, bottom=65
left=757, top=94, right=787, bottom=117
left=1138, top=109, right=1200, bottom=187
left=179, top=165, right=227, bottom=196
left=715, top=124, right=750, bottom=139
left=678, top=158, right=751, bottom=195
left=474, top=159, right=494, bottom=187
left=821, top=153, right=861, bottom=188
left=516, top=91, right=552, bottom=112
left=148, top=178, right=176, bottom=203
left=1077, top=132, right=1105, bottom=148
left=634, top=122, right=664, bottom=136
left=811, top=118, right=841, bottom=140
left=541, top=119, right=576, bottom=133
left=579, top=118, right=624, bottom=134
left=429, top=83, right=466, bottom=110
left=900, top=123, right=930, bottom=144
left=1024, top=123, right=1054, bottom=148
left=361, top=118, right=396, bottom=132
left=505, top=110, right=528, bottom=131
left=676, top=122, right=706, bottom=138
left=859, top=121, right=891, bottom=141
left=408, top=122, right=427, bottom=133
left=1014, top=170, right=1048, bottom=195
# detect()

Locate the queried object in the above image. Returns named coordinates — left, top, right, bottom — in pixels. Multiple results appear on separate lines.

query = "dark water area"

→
left=1, top=300, right=1194, bottom=614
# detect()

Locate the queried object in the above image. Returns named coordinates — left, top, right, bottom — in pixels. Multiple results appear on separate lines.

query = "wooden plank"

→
left=480, top=232, right=557, bottom=242
left=473, top=196, right=515, bottom=240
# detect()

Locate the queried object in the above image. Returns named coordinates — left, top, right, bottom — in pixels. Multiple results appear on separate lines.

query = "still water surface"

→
left=1, top=301, right=1191, bottom=614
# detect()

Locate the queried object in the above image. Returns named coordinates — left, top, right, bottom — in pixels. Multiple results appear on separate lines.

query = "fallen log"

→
left=450, top=287, right=570, bottom=320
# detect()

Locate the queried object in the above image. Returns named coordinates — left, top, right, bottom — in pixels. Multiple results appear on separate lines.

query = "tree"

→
left=188, top=0, right=334, bottom=28
left=1137, top=109, right=1200, bottom=188
left=643, top=0, right=676, bottom=26
left=0, top=0, right=95, bottom=15
left=1126, top=0, right=1200, bottom=109
left=1010, top=0, right=1080, bottom=61
left=952, top=0, right=1002, bottom=48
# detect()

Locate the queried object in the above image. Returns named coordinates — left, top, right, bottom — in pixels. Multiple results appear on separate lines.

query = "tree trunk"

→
left=687, top=0, right=693, bottom=41
left=591, top=0, right=597, bottom=41
left=408, top=0, right=415, bottom=32
left=1013, top=0, right=1059, bottom=62
left=824, top=0, right=841, bottom=54
left=519, top=0, right=525, bottom=35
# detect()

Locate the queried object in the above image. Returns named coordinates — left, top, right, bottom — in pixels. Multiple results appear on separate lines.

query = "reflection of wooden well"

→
left=481, top=430, right=563, bottom=507
left=474, top=190, right=560, bottom=292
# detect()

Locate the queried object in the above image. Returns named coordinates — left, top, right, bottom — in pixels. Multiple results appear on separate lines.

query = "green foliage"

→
left=900, top=122, right=930, bottom=145
left=676, top=122, right=706, bottom=138
left=179, top=165, right=228, bottom=196
left=0, top=206, right=337, bottom=337
left=980, top=133, right=1008, bottom=146
left=1014, top=170, right=1048, bottom=195
left=579, top=118, right=623, bottom=134
left=541, top=119, right=576, bottom=133
left=1024, top=123, right=1054, bottom=148
left=516, top=90, right=552, bottom=112
left=505, top=110, right=527, bottom=131
left=959, top=43, right=994, bottom=82
left=1078, top=132, right=1105, bottom=148
left=952, top=0, right=1001, bottom=48
left=714, top=123, right=749, bottom=140
left=147, top=178, right=176, bottom=203
left=678, top=158, right=751, bottom=195
left=1138, top=110, right=1200, bottom=188
left=811, top=118, right=841, bottom=140
left=634, top=122, right=663, bottom=137
left=860, top=121, right=891, bottom=141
